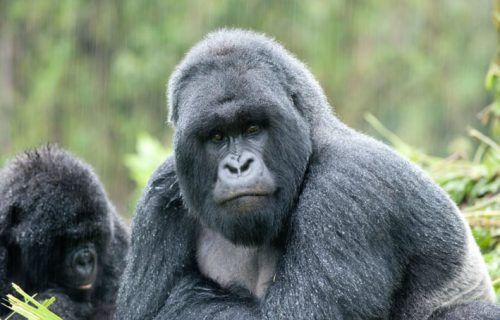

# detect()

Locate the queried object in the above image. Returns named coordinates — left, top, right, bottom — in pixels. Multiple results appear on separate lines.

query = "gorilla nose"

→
left=222, top=152, right=260, bottom=179
left=214, top=150, right=275, bottom=204
left=73, top=248, right=97, bottom=278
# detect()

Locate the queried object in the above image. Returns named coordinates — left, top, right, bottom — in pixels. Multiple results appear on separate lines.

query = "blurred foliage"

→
left=124, top=132, right=171, bottom=209
left=0, top=1, right=495, bottom=215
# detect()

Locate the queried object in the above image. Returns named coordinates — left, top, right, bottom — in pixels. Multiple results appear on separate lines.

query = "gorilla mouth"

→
left=219, top=191, right=271, bottom=205
left=79, top=283, right=93, bottom=290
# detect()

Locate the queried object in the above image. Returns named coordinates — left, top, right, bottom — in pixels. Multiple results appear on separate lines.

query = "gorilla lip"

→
left=79, top=283, right=93, bottom=290
left=218, top=191, right=271, bottom=204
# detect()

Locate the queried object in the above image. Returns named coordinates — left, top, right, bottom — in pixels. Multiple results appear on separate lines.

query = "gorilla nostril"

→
left=224, top=164, right=238, bottom=175
left=76, top=256, right=87, bottom=266
left=240, top=158, right=254, bottom=173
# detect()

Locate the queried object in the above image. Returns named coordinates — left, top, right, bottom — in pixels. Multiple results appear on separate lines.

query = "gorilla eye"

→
left=210, top=131, right=224, bottom=143
left=245, top=125, right=260, bottom=135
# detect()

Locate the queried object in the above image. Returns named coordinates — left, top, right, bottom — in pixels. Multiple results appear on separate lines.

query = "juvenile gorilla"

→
left=0, top=145, right=129, bottom=319
left=117, top=30, right=500, bottom=319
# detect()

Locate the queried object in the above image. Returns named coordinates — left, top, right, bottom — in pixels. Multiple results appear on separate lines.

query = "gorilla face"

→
left=6, top=195, right=108, bottom=304
left=210, top=124, right=276, bottom=209
left=56, top=240, right=98, bottom=292
left=174, top=66, right=312, bottom=245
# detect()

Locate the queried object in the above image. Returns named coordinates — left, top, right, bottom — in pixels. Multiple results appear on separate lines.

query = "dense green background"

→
left=0, top=1, right=496, bottom=214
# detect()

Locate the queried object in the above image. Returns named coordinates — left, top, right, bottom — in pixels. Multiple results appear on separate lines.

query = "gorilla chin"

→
left=230, top=195, right=267, bottom=212
left=224, top=195, right=269, bottom=211
left=213, top=201, right=283, bottom=246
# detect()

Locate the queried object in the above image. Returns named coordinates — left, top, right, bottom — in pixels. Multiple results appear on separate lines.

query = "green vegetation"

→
left=124, top=132, right=171, bottom=207
left=2, top=283, right=61, bottom=320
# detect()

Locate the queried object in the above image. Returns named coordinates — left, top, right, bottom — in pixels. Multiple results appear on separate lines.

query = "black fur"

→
left=116, top=29, right=500, bottom=319
left=0, top=145, right=129, bottom=319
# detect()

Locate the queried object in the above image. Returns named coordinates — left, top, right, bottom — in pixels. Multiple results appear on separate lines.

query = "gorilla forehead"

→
left=174, top=68, right=294, bottom=136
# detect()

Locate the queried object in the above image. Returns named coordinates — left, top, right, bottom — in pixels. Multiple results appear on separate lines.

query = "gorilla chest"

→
left=196, top=226, right=279, bottom=298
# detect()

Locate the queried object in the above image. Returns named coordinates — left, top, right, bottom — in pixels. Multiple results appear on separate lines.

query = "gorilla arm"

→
left=116, top=157, right=206, bottom=319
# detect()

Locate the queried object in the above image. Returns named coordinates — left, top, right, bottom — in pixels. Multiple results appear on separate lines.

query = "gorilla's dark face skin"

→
left=175, top=68, right=312, bottom=246
left=56, top=241, right=98, bottom=298
left=7, top=232, right=103, bottom=304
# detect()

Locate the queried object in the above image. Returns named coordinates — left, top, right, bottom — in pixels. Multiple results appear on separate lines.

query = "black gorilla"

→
left=0, top=145, right=129, bottom=319
left=116, top=29, right=500, bottom=319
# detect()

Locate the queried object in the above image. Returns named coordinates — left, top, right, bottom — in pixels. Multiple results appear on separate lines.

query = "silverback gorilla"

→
left=0, top=145, right=129, bottom=319
left=116, top=29, right=500, bottom=319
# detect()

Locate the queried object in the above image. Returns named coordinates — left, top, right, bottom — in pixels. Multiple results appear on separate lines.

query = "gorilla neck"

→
left=196, top=225, right=280, bottom=298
